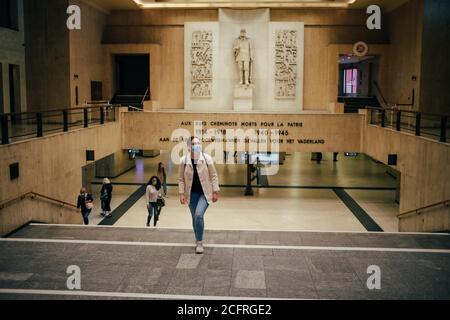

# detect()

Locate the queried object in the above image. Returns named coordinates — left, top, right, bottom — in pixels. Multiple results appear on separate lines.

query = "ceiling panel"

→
left=82, top=0, right=410, bottom=12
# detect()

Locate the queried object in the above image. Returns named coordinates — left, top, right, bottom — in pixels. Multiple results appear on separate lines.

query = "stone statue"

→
left=233, top=29, right=254, bottom=85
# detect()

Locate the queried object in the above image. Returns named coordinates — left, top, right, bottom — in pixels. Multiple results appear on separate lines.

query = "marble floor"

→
left=115, top=187, right=367, bottom=232
left=97, top=152, right=397, bottom=188
left=88, top=185, right=140, bottom=225
left=93, top=152, right=399, bottom=232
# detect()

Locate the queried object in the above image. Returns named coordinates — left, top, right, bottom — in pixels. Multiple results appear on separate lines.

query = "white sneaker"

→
left=195, top=241, right=204, bottom=254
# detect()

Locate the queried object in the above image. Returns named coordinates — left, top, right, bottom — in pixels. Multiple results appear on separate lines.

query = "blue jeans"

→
left=81, top=209, right=91, bottom=225
left=147, top=202, right=159, bottom=226
left=163, top=176, right=167, bottom=195
left=189, top=193, right=209, bottom=242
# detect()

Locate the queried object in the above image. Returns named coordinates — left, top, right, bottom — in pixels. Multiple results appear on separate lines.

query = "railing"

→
left=142, top=87, right=150, bottom=105
left=367, top=106, right=449, bottom=143
left=373, top=81, right=389, bottom=109
left=0, top=105, right=117, bottom=145
left=0, top=191, right=78, bottom=211
left=373, top=81, right=415, bottom=109
left=398, top=199, right=450, bottom=218
left=127, top=106, right=145, bottom=112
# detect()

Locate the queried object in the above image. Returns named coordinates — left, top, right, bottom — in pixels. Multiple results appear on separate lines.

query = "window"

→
left=343, top=68, right=358, bottom=95
left=0, top=0, right=19, bottom=31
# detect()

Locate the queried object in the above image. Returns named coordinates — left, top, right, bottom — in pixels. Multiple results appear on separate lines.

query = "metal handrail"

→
left=398, top=200, right=450, bottom=218
left=1, top=109, right=66, bottom=117
left=0, top=105, right=115, bottom=117
left=128, top=106, right=145, bottom=112
left=373, top=81, right=415, bottom=108
left=0, top=191, right=78, bottom=210
left=366, top=106, right=450, bottom=118
left=141, top=87, right=150, bottom=105
left=1, top=105, right=118, bottom=145
left=373, top=81, right=389, bottom=108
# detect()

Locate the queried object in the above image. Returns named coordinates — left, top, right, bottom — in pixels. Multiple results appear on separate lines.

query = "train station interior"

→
left=0, top=0, right=449, bottom=300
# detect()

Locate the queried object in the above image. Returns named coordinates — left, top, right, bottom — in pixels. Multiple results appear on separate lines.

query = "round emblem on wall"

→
left=353, top=41, right=369, bottom=57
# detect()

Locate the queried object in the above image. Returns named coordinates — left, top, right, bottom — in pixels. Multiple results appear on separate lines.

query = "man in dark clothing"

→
left=100, top=178, right=113, bottom=218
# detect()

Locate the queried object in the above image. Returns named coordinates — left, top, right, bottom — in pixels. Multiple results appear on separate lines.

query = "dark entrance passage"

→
left=112, top=54, right=150, bottom=109
left=115, top=54, right=150, bottom=97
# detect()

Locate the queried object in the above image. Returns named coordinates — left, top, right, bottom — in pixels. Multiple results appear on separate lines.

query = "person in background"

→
left=157, top=162, right=168, bottom=197
left=100, top=178, right=113, bottom=218
left=146, top=176, right=162, bottom=227
left=333, top=152, right=339, bottom=162
left=255, top=157, right=263, bottom=186
left=316, top=152, right=323, bottom=164
left=179, top=136, right=220, bottom=254
left=77, top=188, right=94, bottom=225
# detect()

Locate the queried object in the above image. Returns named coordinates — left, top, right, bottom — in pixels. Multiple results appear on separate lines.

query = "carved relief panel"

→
left=274, top=30, right=298, bottom=99
left=191, top=30, right=213, bottom=98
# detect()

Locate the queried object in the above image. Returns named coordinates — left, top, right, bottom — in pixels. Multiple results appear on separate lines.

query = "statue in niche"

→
left=233, top=29, right=254, bottom=85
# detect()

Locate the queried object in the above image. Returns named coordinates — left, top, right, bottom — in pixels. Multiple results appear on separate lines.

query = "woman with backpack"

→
left=77, top=188, right=94, bottom=225
left=100, top=178, right=113, bottom=218
left=178, top=136, right=220, bottom=254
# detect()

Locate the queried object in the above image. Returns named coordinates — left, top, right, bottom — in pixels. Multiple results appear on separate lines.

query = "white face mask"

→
left=192, top=145, right=201, bottom=154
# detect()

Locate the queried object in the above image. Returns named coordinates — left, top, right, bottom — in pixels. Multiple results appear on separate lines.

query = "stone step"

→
left=1, top=231, right=450, bottom=300
left=7, top=224, right=450, bottom=250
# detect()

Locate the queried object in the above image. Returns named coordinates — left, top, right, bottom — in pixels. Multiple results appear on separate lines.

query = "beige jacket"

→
left=178, top=153, right=220, bottom=205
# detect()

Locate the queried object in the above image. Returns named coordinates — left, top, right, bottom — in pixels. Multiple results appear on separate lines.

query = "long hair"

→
left=147, top=176, right=161, bottom=191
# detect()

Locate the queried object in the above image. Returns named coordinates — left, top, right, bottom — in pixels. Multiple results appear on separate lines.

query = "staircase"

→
left=1, top=224, right=449, bottom=300
left=339, top=96, right=381, bottom=114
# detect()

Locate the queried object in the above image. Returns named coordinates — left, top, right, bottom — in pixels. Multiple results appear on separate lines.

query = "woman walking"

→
left=179, top=137, right=220, bottom=254
left=100, top=178, right=113, bottom=218
left=157, top=162, right=168, bottom=197
left=77, top=188, right=94, bottom=225
left=146, top=176, right=162, bottom=227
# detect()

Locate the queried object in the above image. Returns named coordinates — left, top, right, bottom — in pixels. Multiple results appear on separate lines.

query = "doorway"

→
left=343, top=68, right=358, bottom=96
left=338, top=55, right=379, bottom=98
left=338, top=55, right=381, bottom=113
left=114, top=54, right=150, bottom=98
